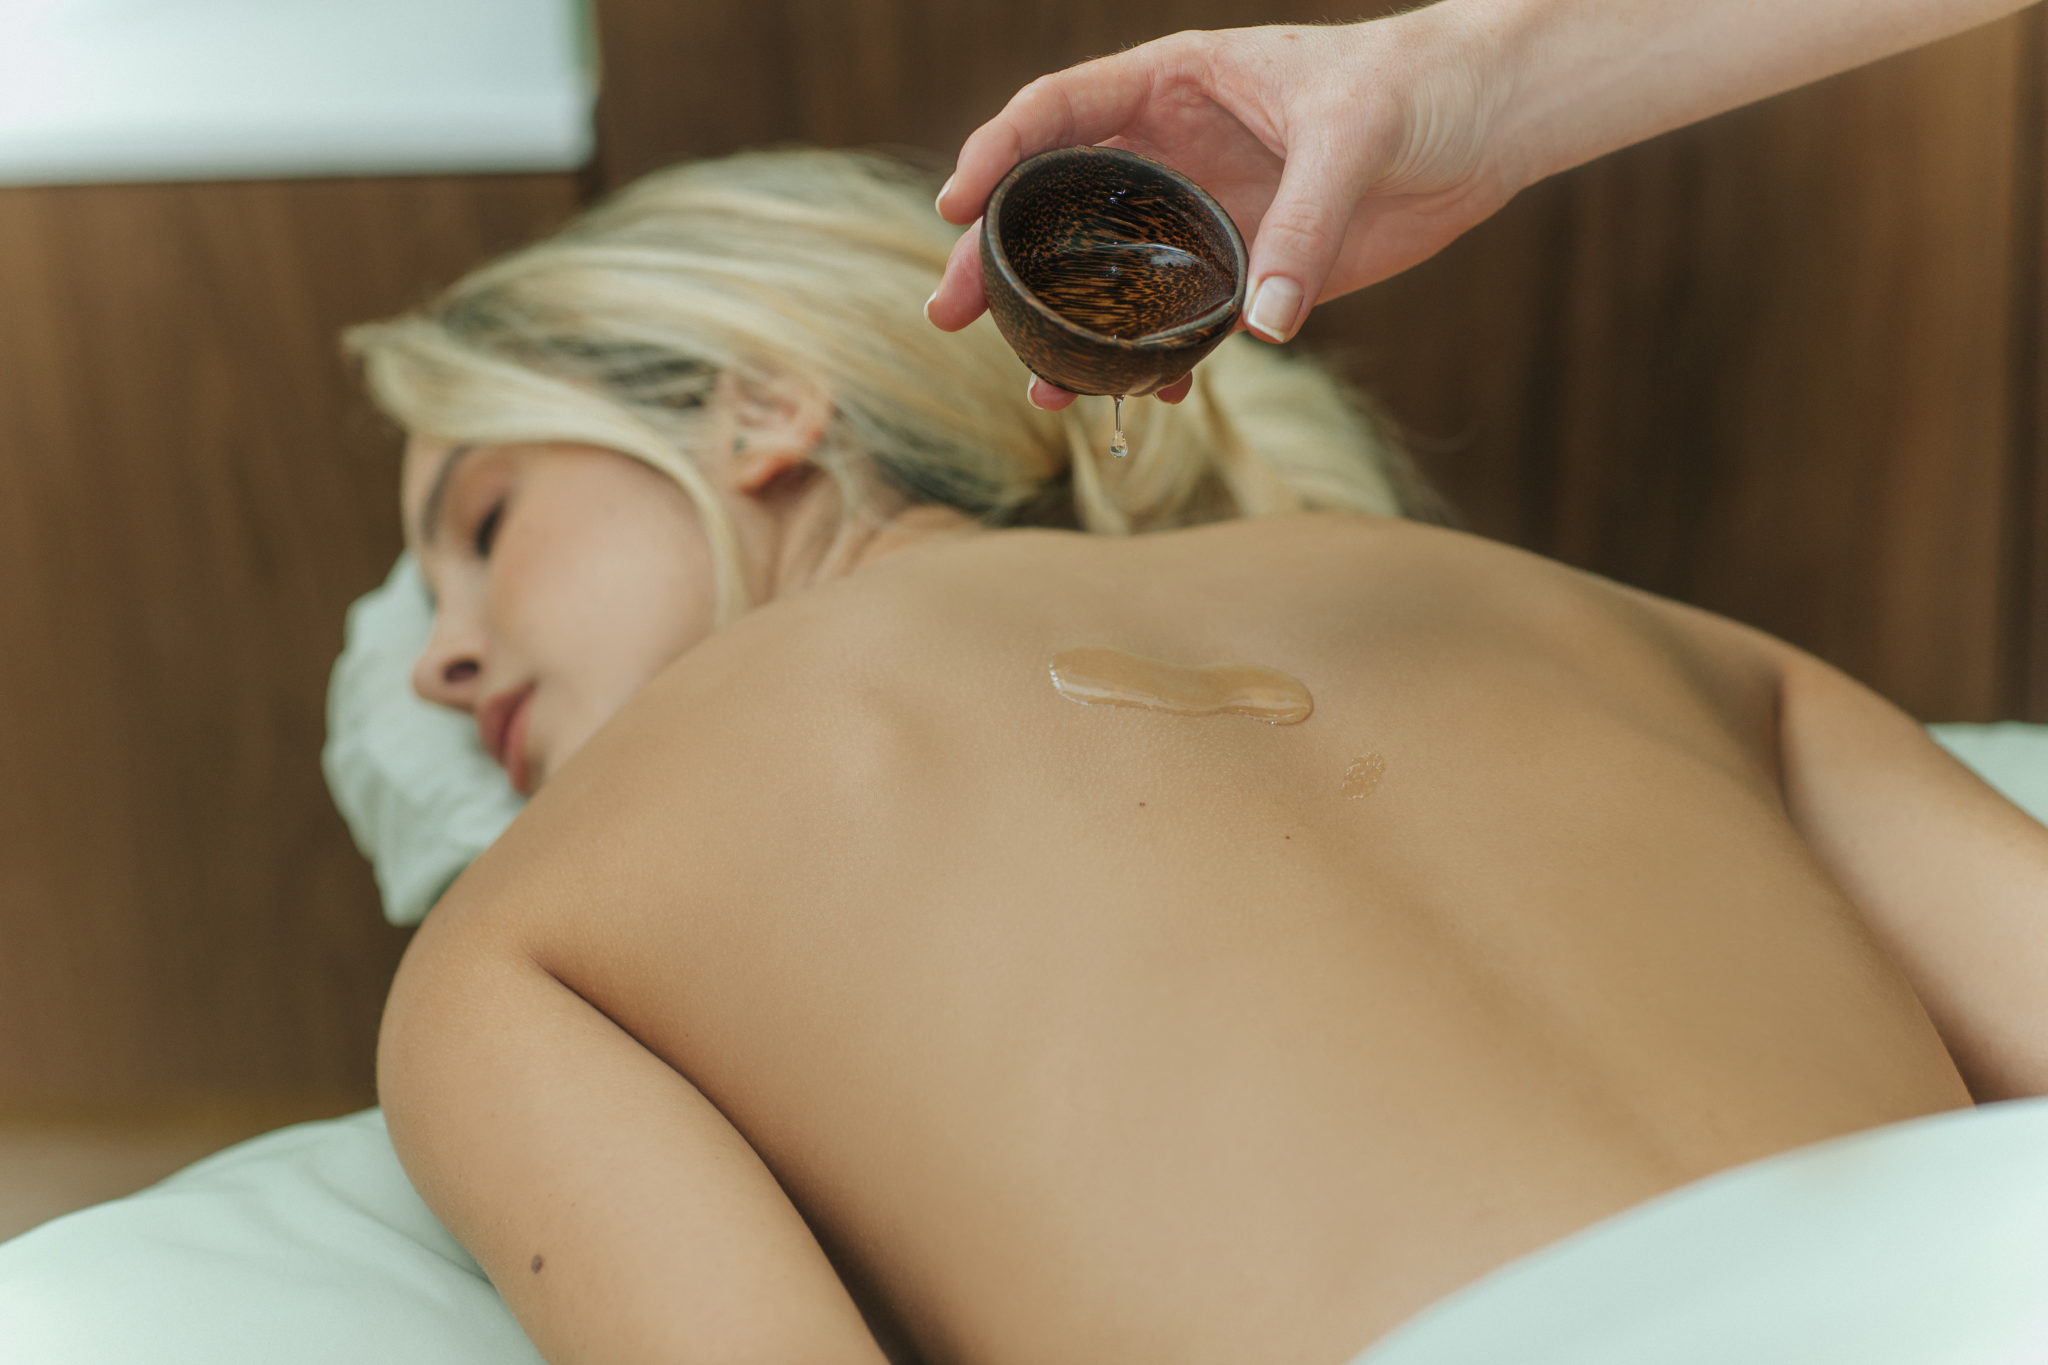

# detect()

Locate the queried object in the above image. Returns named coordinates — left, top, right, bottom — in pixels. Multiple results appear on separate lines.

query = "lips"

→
left=476, top=684, right=537, bottom=794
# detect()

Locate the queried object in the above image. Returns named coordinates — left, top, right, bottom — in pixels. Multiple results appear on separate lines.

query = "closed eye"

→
left=474, top=501, right=505, bottom=558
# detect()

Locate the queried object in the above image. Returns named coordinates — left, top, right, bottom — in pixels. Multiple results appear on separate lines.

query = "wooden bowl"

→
left=979, top=146, right=1246, bottom=397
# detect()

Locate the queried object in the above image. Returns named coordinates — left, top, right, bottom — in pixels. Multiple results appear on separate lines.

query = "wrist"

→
left=1358, top=0, right=1549, bottom=201
left=1425, top=0, right=1594, bottom=192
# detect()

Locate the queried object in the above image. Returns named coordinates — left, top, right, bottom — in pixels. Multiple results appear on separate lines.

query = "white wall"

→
left=0, top=0, right=595, bottom=184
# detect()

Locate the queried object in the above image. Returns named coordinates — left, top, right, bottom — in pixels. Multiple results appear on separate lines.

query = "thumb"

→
left=1241, top=148, right=1361, bottom=343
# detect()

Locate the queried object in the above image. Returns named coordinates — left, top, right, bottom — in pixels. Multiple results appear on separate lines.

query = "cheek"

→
left=510, top=499, right=720, bottom=709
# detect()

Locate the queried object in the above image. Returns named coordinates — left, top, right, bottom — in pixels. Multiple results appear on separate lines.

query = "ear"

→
left=714, top=370, right=833, bottom=497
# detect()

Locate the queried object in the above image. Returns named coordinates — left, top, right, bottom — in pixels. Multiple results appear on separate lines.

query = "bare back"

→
left=416, top=514, right=1970, bottom=1365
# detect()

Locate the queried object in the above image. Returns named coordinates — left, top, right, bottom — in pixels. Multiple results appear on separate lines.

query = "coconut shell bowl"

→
left=979, top=146, right=1247, bottom=397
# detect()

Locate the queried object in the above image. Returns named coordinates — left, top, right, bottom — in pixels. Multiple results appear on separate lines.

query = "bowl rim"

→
left=981, top=145, right=1248, bottom=351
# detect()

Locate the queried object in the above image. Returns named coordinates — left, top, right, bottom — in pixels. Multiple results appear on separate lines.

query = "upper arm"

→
left=378, top=896, right=890, bottom=1365
left=1770, top=646, right=2048, bottom=1102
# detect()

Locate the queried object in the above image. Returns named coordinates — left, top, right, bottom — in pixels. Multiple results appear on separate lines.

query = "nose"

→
left=411, top=613, right=485, bottom=711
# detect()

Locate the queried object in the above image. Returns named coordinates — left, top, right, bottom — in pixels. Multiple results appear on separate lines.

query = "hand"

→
left=926, top=9, right=1526, bottom=410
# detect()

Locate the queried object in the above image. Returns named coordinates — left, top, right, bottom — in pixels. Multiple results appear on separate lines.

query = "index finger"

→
left=936, top=49, right=1157, bottom=225
left=925, top=216, right=990, bottom=331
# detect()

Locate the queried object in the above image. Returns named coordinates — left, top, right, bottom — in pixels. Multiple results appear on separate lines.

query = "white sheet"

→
left=1350, top=1098, right=2048, bottom=1365
left=1931, top=722, right=2048, bottom=826
left=0, top=1110, right=536, bottom=1364
left=10, top=1102, right=2045, bottom=1364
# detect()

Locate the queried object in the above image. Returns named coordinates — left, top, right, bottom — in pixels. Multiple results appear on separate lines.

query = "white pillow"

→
left=322, top=555, right=523, bottom=926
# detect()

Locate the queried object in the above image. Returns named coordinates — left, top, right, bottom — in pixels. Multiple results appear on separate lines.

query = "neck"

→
left=756, top=483, right=983, bottom=602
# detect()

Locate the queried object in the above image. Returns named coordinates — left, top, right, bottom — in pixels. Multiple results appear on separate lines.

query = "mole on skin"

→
left=1048, top=646, right=1313, bottom=724
left=531, top=1254, right=545, bottom=1274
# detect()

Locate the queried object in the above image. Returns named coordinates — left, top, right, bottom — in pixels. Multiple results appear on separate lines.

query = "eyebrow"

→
left=416, top=443, right=477, bottom=548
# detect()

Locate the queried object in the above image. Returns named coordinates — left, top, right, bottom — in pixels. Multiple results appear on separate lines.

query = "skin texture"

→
left=382, top=446, right=2047, bottom=1365
left=930, top=0, right=2041, bottom=409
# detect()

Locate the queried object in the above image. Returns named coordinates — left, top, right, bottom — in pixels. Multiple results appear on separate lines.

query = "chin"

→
left=520, top=729, right=583, bottom=796
left=523, top=697, right=636, bottom=795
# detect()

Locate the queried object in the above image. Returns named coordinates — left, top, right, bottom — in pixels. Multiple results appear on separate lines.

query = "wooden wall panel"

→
left=593, top=0, right=2044, bottom=721
left=2018, top=6, right=2048, bottom=719
left=592, top=0, right=1323, bottom=182
left=1293, top=178, right=1580, bottom=552
left=0, top=175, right=581, bottom=1110
left=1536, top=21, right=2031, bottom=720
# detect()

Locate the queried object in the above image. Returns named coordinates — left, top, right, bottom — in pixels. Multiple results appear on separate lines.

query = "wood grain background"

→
left=0, top=0, right=2040, bottom=1119
left=0, top=178, right=580, bottom=1115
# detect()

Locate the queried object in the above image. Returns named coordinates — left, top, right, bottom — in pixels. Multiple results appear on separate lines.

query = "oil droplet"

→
left=1342, top=754, right=1385, bottom=798
left=1109, top=394, right=1128, bottom=458
left=1049, top=646, right=1312, bottom=724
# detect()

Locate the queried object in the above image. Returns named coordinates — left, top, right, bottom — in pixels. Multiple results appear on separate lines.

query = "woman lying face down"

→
left=359, top=150, right=2048, bottom=1365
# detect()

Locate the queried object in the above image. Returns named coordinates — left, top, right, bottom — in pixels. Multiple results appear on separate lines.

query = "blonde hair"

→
left=346, top=147, right=1439, bottom=625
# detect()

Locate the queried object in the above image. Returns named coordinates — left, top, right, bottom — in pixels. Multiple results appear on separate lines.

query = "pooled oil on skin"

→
left=1342, top=753, right=1386, bottom=798
left=1049, top=646, right=1313, bottom=724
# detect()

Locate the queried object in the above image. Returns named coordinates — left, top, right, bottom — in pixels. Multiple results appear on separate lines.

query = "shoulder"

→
left=423, top=601, right=938, bottom=977
left=461, top=544, right=1009, bottom=911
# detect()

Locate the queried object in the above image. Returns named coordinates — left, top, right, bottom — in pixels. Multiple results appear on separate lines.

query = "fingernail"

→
left=934, top=175, right=955, bottom=215
left=923, top=290, right=938, bottom=324
left=1026, top=375, right=1046, bottom=409
left=1245, top=276, right=1303, bottom=342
